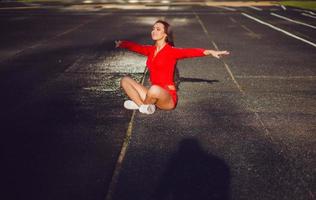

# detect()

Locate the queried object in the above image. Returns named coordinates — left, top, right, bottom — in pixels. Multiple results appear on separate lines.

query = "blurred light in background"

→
left=83, top=0, right=93, bottom=3
left=128, top=0, right=139, bottom=3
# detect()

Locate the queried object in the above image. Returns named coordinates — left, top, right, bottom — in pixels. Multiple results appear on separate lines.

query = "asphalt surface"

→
left=1, top=2, right=315, bottom=200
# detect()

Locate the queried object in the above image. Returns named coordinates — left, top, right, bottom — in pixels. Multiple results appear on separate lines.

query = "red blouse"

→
left=119, top=40, right=206, bottom=87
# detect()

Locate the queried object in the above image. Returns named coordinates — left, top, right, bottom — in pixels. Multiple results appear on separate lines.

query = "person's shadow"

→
left=174, top=67, right=219, bottom=90
left=168, top=31, right=219, bottom=90
left=152, top=138, right=231, bottom=200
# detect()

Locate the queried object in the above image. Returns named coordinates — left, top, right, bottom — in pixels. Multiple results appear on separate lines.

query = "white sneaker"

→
left=139, top=104, right=156, bottom=115
left=124, top=100, right=139, bottom=110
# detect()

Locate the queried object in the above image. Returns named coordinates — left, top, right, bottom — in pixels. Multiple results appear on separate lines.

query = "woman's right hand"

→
left=204, top=49, right=230, bottom=59
left=115, top=40, right=122, bottom=48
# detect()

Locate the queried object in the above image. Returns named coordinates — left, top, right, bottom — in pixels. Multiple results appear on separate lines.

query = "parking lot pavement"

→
left=1, top=2, right=315, bottom=200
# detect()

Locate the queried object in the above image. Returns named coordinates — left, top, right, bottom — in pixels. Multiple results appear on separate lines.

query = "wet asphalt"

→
left=1, top=2, right=315, bottom=200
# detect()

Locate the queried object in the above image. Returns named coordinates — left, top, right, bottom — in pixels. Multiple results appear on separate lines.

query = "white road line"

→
left=218, top=6, right=236, bottom=11
left=105, top=67, right=148, bottom=200
left=293, top=8, right=302, bottom=12
left=293, top=8, right=316, bottom=15
left=248, top=6, right=263, bottom=11
left=195, top=14, right=210, bottom=35
left=222, top=62, right=245, bottom=94
left=302, top=13, right=316, bottom=19
left=0, top=17, right=100, bottom=63
left=105, top=111, right=136, bottom=200
left=242, top=13, right=316, bottom=48
left=271, top=12, right=316, bottom=29
left=235, top=75, right=316, bottom=80
left=211, top=41, right=219, bottom=51
left=241, top=24, right=260, bottom=38
left=194, top=12, right=274, bottom=142
left=305, top=10, right=316, bottom=15
left=280, top=5, right=287, bottom=11
left=229, top=17, right=237, bottom=23
left=194, top=12, right=244, bottom=94
left=229, top=16, right=261, bottom=39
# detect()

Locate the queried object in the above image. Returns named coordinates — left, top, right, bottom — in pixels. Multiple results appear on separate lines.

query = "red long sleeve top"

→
left=119, top=40, right=206, bottom=87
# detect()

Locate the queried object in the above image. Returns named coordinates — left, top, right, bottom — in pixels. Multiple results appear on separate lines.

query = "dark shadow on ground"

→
left=180, top=77, right=219, bottom=84
left=170, top=31, right=219, bottom=90
left=174, top=65, right=219, bottom=90
left=1, top=32, right=148, bottom=200
left=153, top=138, right=230, bottom=200
left=175, top=75, right=219, bottom=90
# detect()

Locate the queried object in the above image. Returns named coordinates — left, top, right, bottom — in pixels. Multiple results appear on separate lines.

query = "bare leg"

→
left=144, top=85, right=175, bottom=110
left=120, top=76, right=148, bottom=106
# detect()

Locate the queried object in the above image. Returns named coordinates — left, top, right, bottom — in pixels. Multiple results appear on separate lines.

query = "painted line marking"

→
left=271, top=12, right=316, bottom=29
left=105, top=111, right=136, bottom=200
left=82, top=87, right=116, bottom=92
left=194, top=11, right=280, bottom=143
left=105, top=67, right=148, bottom=200
left=242, top=13, right=316, bottom=48
left=222, top=62, right=245, bottom=94
left=197, top=10, right=313, bottom=195
left=196, top=14, right=210, bottom=35
left=280, top=5, right=286, bottom=11
left=54, top=16, right=103, bottom=37
left=302, top=13, right=316, bottom=19
left=2, top=15, right=106, bottom=116
left=241, top=24, right=254, bottom=34
left=217, top=6, right=236, bottom=11
left=240, top=24, right=261, bottom=39
left=235, top=75, right=316, bottom=80
left=194, top=12, right=244, bottom=94
left=303, top=10, right=316, bottom=15
left=293, top=8, right=316, bottom=15
left=229, top=16, right=237, bottom=23
left=0, top=17, right=100, bottom=63
left=248, top=6, right=263, bottom=11
left=230, top=17, right=261, bottom=39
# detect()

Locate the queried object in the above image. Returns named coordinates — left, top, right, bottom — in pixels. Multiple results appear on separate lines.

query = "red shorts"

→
left=162, top=85, right=178, bottom=107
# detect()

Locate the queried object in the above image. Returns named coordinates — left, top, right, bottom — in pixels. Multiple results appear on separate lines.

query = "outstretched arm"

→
left=115, top=40, right=151, bottom=56
left=173, top=47, right=230, bottom=59
left=203, top=49, right=230, bottom=59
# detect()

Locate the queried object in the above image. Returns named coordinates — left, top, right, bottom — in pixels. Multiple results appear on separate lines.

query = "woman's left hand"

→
left=115, top=40, right=122, bottom=48
left=204, top=50, right=230, bottom=59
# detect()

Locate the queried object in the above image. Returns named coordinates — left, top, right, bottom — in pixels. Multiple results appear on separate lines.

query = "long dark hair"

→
left=154, top=20, right=180, bottom=89
left=154, top=20, right=174, bottom=46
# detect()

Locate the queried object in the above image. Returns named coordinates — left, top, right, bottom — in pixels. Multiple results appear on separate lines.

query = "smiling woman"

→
left=115, top=20, right=229, bottom=115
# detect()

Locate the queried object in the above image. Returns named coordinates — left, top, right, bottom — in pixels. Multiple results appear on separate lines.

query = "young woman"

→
left=115, top=20, right=229, bottom=114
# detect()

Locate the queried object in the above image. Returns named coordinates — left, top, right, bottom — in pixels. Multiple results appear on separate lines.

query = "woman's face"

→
left=151, top=22, right=167, bottom=41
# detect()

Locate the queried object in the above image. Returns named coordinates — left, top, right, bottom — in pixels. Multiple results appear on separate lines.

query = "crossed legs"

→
left=120, top=76, right=175, bottom=111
